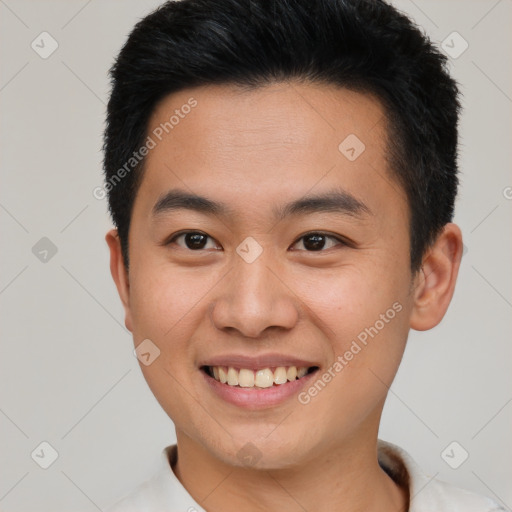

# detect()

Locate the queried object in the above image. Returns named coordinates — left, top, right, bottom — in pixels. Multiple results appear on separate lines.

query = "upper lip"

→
left=199, top=353, right=320, bottom=371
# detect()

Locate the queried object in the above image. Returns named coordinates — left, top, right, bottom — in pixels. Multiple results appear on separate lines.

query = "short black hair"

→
left=103, top=0, right=461, bottom=272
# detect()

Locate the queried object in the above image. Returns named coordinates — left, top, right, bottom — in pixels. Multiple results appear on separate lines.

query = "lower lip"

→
left=201, top=368, right=319, bottom=410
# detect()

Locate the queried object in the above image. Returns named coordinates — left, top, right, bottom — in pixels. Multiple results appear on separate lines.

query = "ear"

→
left=106, top=229, right=133, bottom=332
left=410, top=223, right=463, bottom=331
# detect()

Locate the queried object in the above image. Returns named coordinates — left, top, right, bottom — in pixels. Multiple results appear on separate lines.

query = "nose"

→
left=209, top=251, right=300, bottom=338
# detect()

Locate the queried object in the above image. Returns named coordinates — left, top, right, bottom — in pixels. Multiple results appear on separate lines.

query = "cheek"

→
left=290, top=260, right=406, bottom=328
left=129, top=261, right=211, bottom=337
left=295, top=299, right=410, bottom=445
left=290, top=261, right=411, bottom=383
left=127, top=263, right=212, bottom=418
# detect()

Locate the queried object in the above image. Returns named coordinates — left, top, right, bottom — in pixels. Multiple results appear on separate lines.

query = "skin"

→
left=107, top=82, right=463, bottom=512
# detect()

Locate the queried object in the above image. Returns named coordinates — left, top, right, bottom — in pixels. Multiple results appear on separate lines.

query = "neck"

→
left=171, top=427, right=408, bottom=512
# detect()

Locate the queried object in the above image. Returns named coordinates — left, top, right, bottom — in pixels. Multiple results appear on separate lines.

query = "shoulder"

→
left=377, top=439, right=506, bottom=512
left=424, top=477, right=506, bottom=511
left=105, top=445, right=180, bottom=512
left=105, top=444, right=205, bottom=512
left=105, top=483, right=151, bottom=512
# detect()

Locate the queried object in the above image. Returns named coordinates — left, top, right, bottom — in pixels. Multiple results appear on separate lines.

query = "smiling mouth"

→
left=201, top=365, right=319, bottom=389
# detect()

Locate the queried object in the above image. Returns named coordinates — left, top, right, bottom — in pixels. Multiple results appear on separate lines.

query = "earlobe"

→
left=105, top=229, right=134, bottom=332
left=409, top=223, right=463, bottom=331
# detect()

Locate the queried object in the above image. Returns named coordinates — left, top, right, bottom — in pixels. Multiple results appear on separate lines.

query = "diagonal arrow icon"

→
left=31, top=31, right=59, bottom=59
left=441, top=31, right=468, bottom=59
left=32, top=237, right=58, bottom=262
left=441, top=441, right=468, bottom=469
left=236, top=236, right=263, bottom=263
left=31, top=441, right=59, bottom=468
left=134, top=339, right=161, bottom=366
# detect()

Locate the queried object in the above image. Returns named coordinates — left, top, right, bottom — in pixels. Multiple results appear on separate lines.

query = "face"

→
left=107, top=82, right=458, bottom=469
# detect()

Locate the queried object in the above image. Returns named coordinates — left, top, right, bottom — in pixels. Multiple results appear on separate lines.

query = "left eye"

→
left=290, top=233, right=344, bottom=251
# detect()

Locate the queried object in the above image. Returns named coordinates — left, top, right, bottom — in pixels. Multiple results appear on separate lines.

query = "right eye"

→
left=166, top=231, right=221, bottom=251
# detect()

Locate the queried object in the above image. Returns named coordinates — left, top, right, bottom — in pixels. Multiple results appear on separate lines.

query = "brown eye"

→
left=291, top=232, right=344, bottom=252
left=168, top=231, right=219, bottom=250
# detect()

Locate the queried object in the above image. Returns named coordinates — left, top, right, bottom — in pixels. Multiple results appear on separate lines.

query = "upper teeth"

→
left=210, top=366, right=309, bottom=388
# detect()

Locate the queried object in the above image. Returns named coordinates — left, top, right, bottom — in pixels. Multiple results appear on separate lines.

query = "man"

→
left=103, top=0, right=503, bottom=510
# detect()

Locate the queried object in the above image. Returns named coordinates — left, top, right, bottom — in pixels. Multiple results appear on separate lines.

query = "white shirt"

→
left=106, top=440, right=505, bottom=511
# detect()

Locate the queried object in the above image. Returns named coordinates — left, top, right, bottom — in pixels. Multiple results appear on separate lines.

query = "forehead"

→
left=139, top=81, right=405, bottom=218
left=147, top=81, right=386, bottom=158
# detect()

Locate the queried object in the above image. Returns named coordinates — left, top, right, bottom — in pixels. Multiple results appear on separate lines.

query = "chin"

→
left=219, top=433, right=312, bottom=471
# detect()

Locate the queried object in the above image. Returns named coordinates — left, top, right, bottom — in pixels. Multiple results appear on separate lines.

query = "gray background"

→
left=0, top=0, right=511, bottom=510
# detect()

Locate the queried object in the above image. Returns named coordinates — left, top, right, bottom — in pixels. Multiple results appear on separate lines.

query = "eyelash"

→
left=165, top=230, right=348, bottom=252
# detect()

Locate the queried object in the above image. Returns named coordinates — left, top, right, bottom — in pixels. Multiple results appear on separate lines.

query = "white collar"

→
left=107, top=439, right=503, bottom=511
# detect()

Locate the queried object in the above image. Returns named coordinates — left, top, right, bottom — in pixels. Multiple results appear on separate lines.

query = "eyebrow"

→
left=152, top=187, right=372, bottom=220
left=273, top=188, right=371, bottom=220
